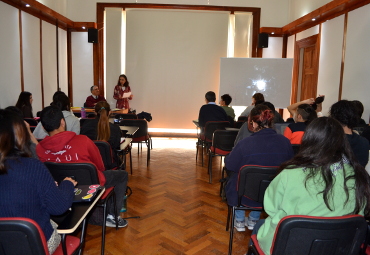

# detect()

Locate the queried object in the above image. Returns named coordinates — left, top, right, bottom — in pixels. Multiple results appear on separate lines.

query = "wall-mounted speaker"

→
left=258, top=33, right=269, bottom=48
left=88, top=28, right=98, bottom=43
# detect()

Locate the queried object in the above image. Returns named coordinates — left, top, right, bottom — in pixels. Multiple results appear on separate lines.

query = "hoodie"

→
left=36, top=131, right=106, bottom=185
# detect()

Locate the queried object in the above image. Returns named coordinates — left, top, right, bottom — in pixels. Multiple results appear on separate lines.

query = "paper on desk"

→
left=120, top=138, right=126, bottom=144
left=122, top=92, right=131, bottom=98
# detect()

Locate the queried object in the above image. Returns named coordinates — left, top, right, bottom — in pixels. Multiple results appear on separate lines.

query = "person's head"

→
left=352, top=100, right=364, bottom=119
left=278, top=117, right=370, bottom=216
left=40, top=106, right=65, bottom=133
left=5, top=106, right=23, bottom=118
left=329, top=100, right=358, bottom=129
left=15, top=91, right=33, bottom=109
left=220, top=94, right=232, bottom=106
left=117, top=74, right=129, bottom=87
left=0, top=109, right=32, bottom=173
left=51, top=94, right=71, bottom=111
left=249, top=104, right=274, bottom=131
left=90, top=86, right=100, bottom=96
left=252, top=93, right=264, bottom=105
left=205, top=91, right=216, bottom=103
left=95, top=101, right=111, bottom=141
left=261, top=101, right=276, bottom=113
left=295, top=104, right=317, bottom=124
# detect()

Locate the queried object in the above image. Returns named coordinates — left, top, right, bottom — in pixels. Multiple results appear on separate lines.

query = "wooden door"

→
left=291, top=34, right=320, bottom=104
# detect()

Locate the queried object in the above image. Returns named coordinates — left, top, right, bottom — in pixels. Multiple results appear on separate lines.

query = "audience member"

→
left=15, top=91, right=33, bottom=118
left=219, top=94, right=235, bottom=120
left=81, top=101, right=121, bottom=168
left=260, top=101, right=284, bottom=124
left=330, top=100, right=369, bottom=167
left=0, top=109, right=77, bottom=254
left=36, top=106, right=129, bottom=228
left=225, top=104, right=294, bottom=232
left=85, top=85, right=107, bottom=107
left=253, top=117, right=370, bottom=255
left=284, top=99, right=317, bottom=144
left=5, top=106, right=39, bottom=158
left=352, top=100, right=367, bottom=127
left=33, top=92, right=80, bottom=140
left=239, top=93, right=264, bottom=118
left=198, top=91, right=228, bottom=129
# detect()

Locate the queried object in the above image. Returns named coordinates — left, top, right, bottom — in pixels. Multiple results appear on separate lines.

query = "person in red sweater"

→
left=36, top=106, right=128, bottom=228
left=85, top=85, right=106, bottom=107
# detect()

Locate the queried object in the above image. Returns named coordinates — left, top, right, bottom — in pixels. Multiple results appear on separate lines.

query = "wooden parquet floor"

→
left=82, top=137, right=253, bottom=255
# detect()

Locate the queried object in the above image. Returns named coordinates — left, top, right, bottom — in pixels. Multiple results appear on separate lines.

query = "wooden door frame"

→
left=291, top=34, right=320, bottom=104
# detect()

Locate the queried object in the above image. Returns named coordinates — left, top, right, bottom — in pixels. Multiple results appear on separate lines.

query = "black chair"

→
left=114, top=113, right=137, bottom=121
left=238, top=116, right=248, bottom=122
left=247, top=215, right=367, bottom=255
left=274, top=122, right=290, bottom=135
left=196, top=121, right=231, bottom=166
left=24, top=118, right=38, bottom=126
left=227, top=165, right=278, bottom=255
left=94, top=140, right=119, bottom=170
left=79, top=118, right=95, bottom=127
left=119, top=119, right=151, bottom=167
left=207, top=130, right=238, bottom=183
left=0, top=217, right=80, bottom=255
left=44, top=162, right=117, bottom=255
left=234, top=121, right=245, bottom=129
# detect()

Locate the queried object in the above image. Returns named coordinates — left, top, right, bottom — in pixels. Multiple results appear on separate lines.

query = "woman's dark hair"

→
left=330, top=100, right=359, bottom=129
left=0, top=109, right=32, bottom=174
left=297, top=103, right=317, bottom=124
left=352, top=100, right=364, bottom=118
left=221, top=94, right=232, bottom=106
left=252, top=93, right=265, bottom=102
left=249, top=104, right=274, bottom=131
left=117, top=74, right=129, bottom=87
left=51, top=94, right=70, bottom=111
left=278, top=117, right=370, bottom=216
left=51, top=91, right=66, bottom=106
left=95, top=101, right=111, bottom=142
left=15, top=91, right=32, bottom=110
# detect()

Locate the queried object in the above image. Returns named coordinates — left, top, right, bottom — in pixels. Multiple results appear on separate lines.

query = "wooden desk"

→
left=119, top=126, right=139, bottom=137
left=71, top=108, right=128, bottom=115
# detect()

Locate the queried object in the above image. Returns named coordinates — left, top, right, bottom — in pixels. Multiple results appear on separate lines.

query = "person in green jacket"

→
left=252, top=117, right=370, bottom=255
left=219, top=94, right=235, bottom=120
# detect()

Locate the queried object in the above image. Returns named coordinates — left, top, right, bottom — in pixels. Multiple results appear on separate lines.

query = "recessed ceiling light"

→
left=312, top=18, right=316, bottom=21
left=271, top=32, right=275, bottom=34
left=82, top=26, right=86, bottom=29
left=25, top=4, right=30, bottom=7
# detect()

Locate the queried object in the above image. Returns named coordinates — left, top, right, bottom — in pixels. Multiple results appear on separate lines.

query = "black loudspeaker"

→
left=258, top=33, right=269, bottom=48
left=88, top=28, right=98, bottom=43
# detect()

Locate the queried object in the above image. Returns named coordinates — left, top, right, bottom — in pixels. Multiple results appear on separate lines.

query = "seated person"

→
left=253, top=117, right=370, bottom=255
left=0, top=109, right=77, bottom=254
left=219, top=94, right=235, bottom=120
left=225, top=105, right=294, bottom=232
left=198, top=91, right=228, bottom=129
left=284, top=99, right=317, bottom=144
left=15, top=91, right=34, bottom=118
left=330, top=100, right=370, bottom=167
left=260, top=101, right=284, bottom=124
left=239, top=92, right=264, bottom=118
left=81, top=101, right=121, bottom=168
left=352, top=100, right=367, bottom=127
left=85, top=85, right=107, bottom=107
left=33, top=92, right=80, bottom=140
left=36, top=106, right=129, bottom=228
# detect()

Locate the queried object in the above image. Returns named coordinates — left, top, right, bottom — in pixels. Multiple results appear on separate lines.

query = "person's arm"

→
left=225, top=141, right=245, bottom=173
left=24, top=121, right=39, bottom=145
left=287, top=98, right=315, bottom=116
left=113, top=85, right=121, bottom=100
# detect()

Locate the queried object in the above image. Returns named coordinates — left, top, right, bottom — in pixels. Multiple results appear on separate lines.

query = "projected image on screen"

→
left=220, top=58, right=293, bottom=109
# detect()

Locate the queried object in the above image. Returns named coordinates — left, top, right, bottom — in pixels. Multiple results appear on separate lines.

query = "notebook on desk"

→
left=73, top=185, right=102, bottom=202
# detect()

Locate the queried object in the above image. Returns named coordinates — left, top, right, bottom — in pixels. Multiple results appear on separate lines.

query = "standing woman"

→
left=113, top=74, right=133, bottom=110
left=0, top=109, right=77, bottom=254
left=15, top=91, right=33, bottom=118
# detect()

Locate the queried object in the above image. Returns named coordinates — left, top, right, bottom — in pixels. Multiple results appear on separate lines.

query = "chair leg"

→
left=228, top=206, right=236, bottom=255
left=201, top=142, right=204, bottom=167
left=208, top=152, right=213, bottom=184
left=147, top=139, right=150, bottom=167
left=129, top=149, right=133, bottom=175
left=101, top=203, right=107, bottom=255
left=226, top=205, right=231, bottom=231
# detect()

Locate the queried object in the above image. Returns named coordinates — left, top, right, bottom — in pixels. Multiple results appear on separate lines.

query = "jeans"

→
left=235, top=209, right=261, bottom=222
left=103, top=170, right=128, bottom=216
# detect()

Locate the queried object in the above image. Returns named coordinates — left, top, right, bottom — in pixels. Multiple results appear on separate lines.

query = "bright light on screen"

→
left=219, top=58, right=293, bottom=109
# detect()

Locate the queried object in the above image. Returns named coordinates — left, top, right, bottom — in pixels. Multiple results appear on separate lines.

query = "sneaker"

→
left=234, top=220, right=246, bottom=232
left=106, top=214, right=128, bottom=228
left=245, top=216, right=258, bottom=230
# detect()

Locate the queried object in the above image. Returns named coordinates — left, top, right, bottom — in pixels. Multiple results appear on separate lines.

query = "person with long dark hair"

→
left=15, top=91, right=33, bottom=118
left=113, top=74, right=133, bottom=110
left=0, top=109, right=77, bottom=254
left=254, top=117, right=370, bottom=255
left=225, top=104, right=294, bottom=232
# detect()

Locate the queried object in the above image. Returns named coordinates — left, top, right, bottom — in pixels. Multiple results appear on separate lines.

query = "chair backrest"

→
left=94, top=140, right=116, bottom=169
left=0, top=217, right=49, bottom=255
left=114, top=113, right=137, bottom=120
left=271, top=215, right=367, bottom=255
left=204, top=121, right=231, bottom=142
left=44, top=162, right=99, bottom=185
left=80, top=118, right=95, bottom=127
left=274, top=122, right=290, bottom=135
left=237, top=165, right=278, bottom=205
left=234, top=121, right=245, bottom=129
left=238, top=116, right=248, bottom=122
left=212, top=130, right=238, bottom=152
left=24, top=118, right=38, bottom=126
left=119, top=119, right=148, bottom=139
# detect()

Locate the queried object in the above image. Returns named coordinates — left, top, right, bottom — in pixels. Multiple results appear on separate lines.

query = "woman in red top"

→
left=113, top=74, right=133, bottom=110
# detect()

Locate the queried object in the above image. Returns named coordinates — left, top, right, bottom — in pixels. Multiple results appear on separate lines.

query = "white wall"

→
left=289, top=0, right=331, bottom=22
left=262, top=37, right=283, bottom=58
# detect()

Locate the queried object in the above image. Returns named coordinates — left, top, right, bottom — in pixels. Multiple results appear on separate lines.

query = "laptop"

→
left=73, top=184, right=102, bottom=202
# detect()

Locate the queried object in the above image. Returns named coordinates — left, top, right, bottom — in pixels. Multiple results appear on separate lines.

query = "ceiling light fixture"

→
left=312, top=18, right=316, bottom=21
left=271, top=32, right=275, bottom=34
left=25, top=4, right=30, bottom=7
left=82, top=26, right=86, bottom=29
